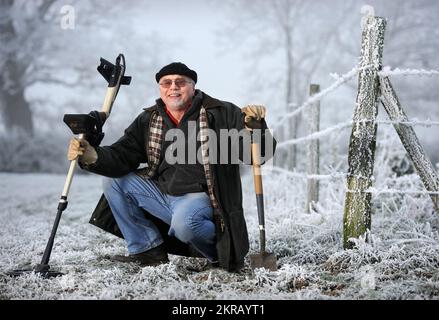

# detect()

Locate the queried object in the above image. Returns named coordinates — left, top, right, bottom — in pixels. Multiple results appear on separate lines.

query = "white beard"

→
left=169, top=100, right=185, bottom=109
left=167, top=98, right=187, bottom=110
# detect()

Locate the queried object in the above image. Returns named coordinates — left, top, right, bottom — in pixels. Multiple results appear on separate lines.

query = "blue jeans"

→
left=103, top=173, right=217, bottom=261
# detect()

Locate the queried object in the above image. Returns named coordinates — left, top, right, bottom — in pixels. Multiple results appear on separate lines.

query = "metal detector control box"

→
left=63, top=114, right=101, bottom=135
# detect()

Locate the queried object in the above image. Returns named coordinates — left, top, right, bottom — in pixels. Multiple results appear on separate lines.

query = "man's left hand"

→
left=242, top=105, right=266, bottom=130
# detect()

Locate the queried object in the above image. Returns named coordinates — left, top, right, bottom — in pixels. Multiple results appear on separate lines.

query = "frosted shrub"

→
left=0, top=129, right=71, bottom=173
left=275, top=264, right=316, bottom=292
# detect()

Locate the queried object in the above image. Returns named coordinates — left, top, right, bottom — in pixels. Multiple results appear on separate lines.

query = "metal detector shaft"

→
left=36, top=135, right=83, bottom=269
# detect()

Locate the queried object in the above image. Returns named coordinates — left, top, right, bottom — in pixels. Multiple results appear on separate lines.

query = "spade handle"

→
left=251, top=142, right=266, bottom=253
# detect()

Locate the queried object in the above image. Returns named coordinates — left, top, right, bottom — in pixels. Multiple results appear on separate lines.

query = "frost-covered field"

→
left=1, top=170, right=439, bottom=300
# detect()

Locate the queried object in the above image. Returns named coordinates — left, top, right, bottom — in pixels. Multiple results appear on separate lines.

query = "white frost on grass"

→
left=1, top=171, right=439, bottom=300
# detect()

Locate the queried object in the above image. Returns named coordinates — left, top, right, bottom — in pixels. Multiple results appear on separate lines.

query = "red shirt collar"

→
left=165, top=102, right=191, bottom=126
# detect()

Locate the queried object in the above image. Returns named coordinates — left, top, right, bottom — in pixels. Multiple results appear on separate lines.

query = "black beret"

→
left=155, top=62, right=197, bottom=84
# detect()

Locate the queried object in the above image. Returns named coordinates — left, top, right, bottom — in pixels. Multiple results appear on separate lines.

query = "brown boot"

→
left=111, top=244, right=169, bottom=266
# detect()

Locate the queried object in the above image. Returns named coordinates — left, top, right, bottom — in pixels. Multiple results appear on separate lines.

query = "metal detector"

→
left=8, top=54, right=131, bottom=278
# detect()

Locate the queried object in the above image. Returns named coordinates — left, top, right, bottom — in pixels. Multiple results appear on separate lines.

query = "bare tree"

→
left=0, top=0, right=101, bottom=135
left=0, top=0, right=58, bottom=135
left=217, top=0, right=439, bottom=170
left=0, top=0, right=167, bottom=172
left=216, top=0, right=356, bottom=170
left=0, top=0, right=166, bottom=137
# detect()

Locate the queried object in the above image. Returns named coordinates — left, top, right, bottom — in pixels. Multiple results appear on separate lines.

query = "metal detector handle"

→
left=61, top=133, right=84, bottom=199
left=101, top=75, right=122, bottom=117
left=251, top=141, right=266, bottom=253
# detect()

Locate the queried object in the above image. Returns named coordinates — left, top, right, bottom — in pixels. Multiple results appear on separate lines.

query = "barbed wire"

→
left=266, top=166, right=346, bottom=180
left=377, top=119, right=439, bottom=126
left=267, top=167, right=439, bottom=196
left=276, top=118, right=439, bottom=149
left=347, top=188, right=439, bottom=196
left=273, top=64, right=439, bottom=132
left=273, top=65, right=367, bottom=130
left=277, top=121, right=352, bottom=148
left=379, top=67, right=439, bottom=77
left=269, top=62, right=439, bottom=198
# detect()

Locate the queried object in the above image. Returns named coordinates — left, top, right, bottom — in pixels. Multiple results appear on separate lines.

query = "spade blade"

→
left=250, top=251, right=277, bottom=272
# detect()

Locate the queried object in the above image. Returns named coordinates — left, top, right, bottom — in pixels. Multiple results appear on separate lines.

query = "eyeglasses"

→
left=159, top=78, right=193, bottom=88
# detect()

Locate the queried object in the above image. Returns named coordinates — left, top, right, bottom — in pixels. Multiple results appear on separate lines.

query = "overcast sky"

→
left=129, top=0, right=247, bottom=107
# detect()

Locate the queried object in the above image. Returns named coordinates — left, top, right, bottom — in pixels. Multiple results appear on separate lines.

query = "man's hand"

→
left=68, top=138, right=98, bottom=165
left=242, top=105, right=266, bottom=130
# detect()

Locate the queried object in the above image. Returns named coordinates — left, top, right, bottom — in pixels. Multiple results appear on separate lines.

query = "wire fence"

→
left=268, top=164, right=439, bottom=196
left=271, top=63, right=439, bottom=198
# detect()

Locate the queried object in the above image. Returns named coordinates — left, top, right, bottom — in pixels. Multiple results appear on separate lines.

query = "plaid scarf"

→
left=137, top=107, right=223, bottom=231
left=136, top=110, right=163, bottom=179
left=199, top=107, right=219, bottom=210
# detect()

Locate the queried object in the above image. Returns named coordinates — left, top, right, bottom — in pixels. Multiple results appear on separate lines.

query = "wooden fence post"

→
left=343, top=16, right=386, bottom=249
left=306, top=84, right=320, bottom=213
left=380, top=76, right=439, bottom=213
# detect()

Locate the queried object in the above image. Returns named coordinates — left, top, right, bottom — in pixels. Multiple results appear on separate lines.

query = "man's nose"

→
left=169, top=81, right=179, bottom=89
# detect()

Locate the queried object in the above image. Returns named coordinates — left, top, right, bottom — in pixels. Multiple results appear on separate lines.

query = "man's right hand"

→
left=68, top=138, right=98, bottom=165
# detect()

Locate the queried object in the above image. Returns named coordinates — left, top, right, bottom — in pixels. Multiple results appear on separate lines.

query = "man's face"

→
left=159, top=75, right=195, bottom=110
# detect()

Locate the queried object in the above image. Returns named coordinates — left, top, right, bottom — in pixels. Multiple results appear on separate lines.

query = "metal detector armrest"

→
left=97, top=57, right=131, bottom=87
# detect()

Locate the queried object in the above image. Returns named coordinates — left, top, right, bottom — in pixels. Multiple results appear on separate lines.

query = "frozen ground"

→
left=1, top=171, right=439, bottom=300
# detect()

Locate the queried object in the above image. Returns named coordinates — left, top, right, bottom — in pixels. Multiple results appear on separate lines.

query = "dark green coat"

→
left=86, top=91, right=276, bottom=271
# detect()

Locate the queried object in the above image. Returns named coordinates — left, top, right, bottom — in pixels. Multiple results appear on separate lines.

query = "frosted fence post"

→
left=306, top=84, right=320, bottom=213
left=343, top=16, right=386, bottom=249
left=380, top=76, right=439, bottom=213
